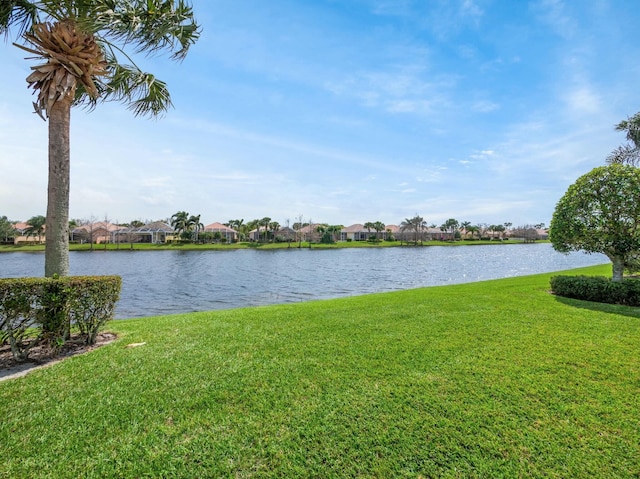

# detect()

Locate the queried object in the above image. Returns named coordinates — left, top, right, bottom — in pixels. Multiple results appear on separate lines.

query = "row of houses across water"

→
left=65, top=221, right=445, bottom=244
left=8, top=220, right=548, bottom=245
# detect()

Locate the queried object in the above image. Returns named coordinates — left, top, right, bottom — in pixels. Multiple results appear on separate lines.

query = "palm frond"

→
left=0, top=0, right=38, bottom=37
left=615, top=112, right=640, bottom=147
left=606, top=145, right=640, bottom=167
left=77, top=52, right=173, bottom=117
left=11, top=1, right=198, bottom=118
left=89, top=0, right=200, bottom=61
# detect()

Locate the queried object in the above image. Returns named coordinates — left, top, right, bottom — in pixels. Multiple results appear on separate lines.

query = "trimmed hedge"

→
left=550, top=275, right=640, bottom=306
left=0, top=276, right=121, bottom=362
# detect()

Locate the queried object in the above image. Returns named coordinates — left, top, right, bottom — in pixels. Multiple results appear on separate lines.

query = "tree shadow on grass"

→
left=553, top=294, right=640, bottom=320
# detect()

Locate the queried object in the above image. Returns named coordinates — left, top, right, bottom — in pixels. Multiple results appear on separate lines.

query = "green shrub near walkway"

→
left=0, top=276, right=121, bottom=361
left=1, top=264, right=638, bottom=478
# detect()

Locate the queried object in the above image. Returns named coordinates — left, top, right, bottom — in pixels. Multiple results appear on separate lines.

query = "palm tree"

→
left=268, top=221, right=280, bottom=241
left=188, top=214, right=203, bottom=242
left=225, top=219, right=245, bottom=242
left=363, top=221, right=374, bottom=240
left=607, top=111, right=640, bottom=166
left=399, top=217, right=413, bottom=245
left=259, top=217, right=271, bottom=242
left=372, top=221, right=385, bottom=241
left=25, top=214, right=46, bottom=243
left=247, top=219, right=260, bottom=242
left=460, top=221, right=471, bottom=239
left=170, top=211, right=189, bottom=239
left=1, top=1, right=200, bottom=276
left=400, top=215, right=426, bottom=245
left=440, top=218, right=459, bottom=241
left=466, top=225, right=479, bottom=240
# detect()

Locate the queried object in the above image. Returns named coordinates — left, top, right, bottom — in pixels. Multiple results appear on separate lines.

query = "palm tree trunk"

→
left=44, top=95, right=72, bottom=277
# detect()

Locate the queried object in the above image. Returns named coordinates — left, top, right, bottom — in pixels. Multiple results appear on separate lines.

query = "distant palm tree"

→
left=269, top=221, right=280, bottom=241
left=170, top=211, right=189, bottom=238
left=1, top=1, right=200, bottom=276
left=460, top=221, right=471, bottom=238
left=440, top=218, right=459, bottom=240
left=247, top=219, right=260, bottom=241
left=188, top=214, right=204, bottom=242
left=372, top=221, right=385, bottom=241
left=225, top=219, right=245, bottom=242
left=467, top=225, right=480, bottom=240
left=399, top=218, right=413, bottom=245
left=400, top=215, right=426, bottom=245
left=363, top=221, right=375, bottom=240
left=259, top=217, right=271, bottom=242
left=25, top=215, right=46, bottom=243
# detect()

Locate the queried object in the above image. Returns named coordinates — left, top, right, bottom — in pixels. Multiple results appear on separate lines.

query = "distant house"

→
left=112, top=221, right=175, bottom=244
left=273, top=226, right=296, bottom=242
left=385, top=224, right=400, bottom=240
left=247, top=224, right=316, bottom=243
left=341, top=224, right=369, bottom=241
left=297, top=224, right=322, bottom=243
left=341, top=224, right=398, bottom=241
left=11, top=222, right=44, bottom=245
left=430, top=228, right=456, bottom=241
left=203, top=222, right=238, bottom=243
left=395, top=225, right=440, bottom=243
left=71, top=221, right=120, bottom=244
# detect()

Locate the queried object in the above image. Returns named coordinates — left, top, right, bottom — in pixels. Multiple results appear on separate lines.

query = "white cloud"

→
left=531, top=0, right=577, bottom=38
left=325, top=67, right=454, bottom=117
left=460, top=0, right=483, bottom=19
left=472, top=100, right=500, bottom=113
left=141, top=177, right=172, bottom=188
left=564, top=85, right=601, bottom=115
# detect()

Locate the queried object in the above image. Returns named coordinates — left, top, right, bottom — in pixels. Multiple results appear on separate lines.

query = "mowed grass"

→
left=1, top=264, right=639, bottom=478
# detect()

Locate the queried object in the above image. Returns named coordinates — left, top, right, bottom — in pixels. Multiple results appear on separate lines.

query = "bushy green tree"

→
left=0, top=216, right=16, bottom=243
left=550, top=164, right=640, bottom=281
left=440, top=218, right=459, bottom=240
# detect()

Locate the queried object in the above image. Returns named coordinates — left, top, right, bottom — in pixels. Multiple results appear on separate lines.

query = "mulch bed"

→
left=0, top=332, right=117, bottom=380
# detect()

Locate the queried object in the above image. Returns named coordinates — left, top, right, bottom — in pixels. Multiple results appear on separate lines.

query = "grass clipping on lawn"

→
left=0, top=264, right=638, bottom=478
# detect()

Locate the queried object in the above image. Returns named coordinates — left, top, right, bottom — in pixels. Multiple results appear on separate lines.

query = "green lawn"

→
left=1, top=264, right=638, bottom=478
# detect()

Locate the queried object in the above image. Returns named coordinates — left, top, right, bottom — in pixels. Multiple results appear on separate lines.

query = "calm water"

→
left=0, top=243, right=607, bottom=319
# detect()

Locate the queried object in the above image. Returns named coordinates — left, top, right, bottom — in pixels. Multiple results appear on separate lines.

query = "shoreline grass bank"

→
left=1, top=264, right=638, bottom=478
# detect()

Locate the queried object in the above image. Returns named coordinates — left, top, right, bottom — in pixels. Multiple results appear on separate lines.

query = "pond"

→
left=0, top=243, right=608, bottom=319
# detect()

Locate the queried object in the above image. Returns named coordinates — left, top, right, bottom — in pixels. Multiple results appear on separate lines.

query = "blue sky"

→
left=1, top=0, right=639, bottom=228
